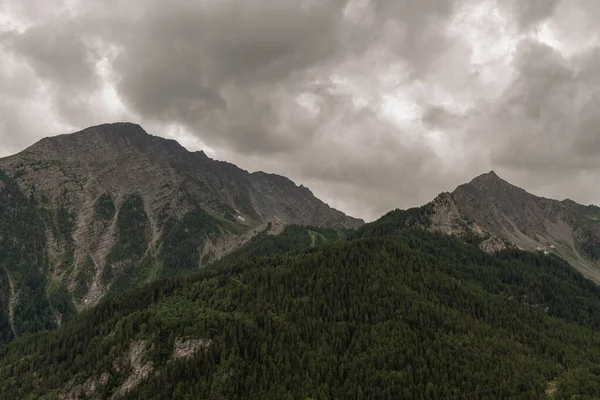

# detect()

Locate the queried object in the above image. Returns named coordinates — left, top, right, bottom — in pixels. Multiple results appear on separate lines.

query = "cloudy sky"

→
left=1, top=0, right=599, bottom=221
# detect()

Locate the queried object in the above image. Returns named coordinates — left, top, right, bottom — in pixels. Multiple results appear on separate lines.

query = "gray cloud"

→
left=512, top=0, right=560, bottom=29
left=420, top=105, right=467, bottom=131
left=456, top=36, right=600, bottom=207
left=6, top=24, right=97, bottom=89
left=3, top=0, right=600, bottom=220
left=488, top=40, right=600, bottom=171
left=105, top=0, right=352, bottom=152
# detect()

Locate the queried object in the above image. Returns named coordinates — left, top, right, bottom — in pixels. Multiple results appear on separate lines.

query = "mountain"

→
left=1, top=226, right=600, bottom=399
left=3, top=167, right=600, bottom=398
left=356, top=171, right=600, bottom=283
left=0, top=122, right=362, bottom=340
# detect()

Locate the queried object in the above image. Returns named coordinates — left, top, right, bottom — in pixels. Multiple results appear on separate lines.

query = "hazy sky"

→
left=1, top=0, right=599, bottom=221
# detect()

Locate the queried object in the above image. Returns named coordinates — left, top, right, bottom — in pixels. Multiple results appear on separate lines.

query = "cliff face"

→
left=0, top=122, right=363, bottom=341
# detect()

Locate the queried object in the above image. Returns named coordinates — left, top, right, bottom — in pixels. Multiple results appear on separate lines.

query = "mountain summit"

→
left=7, top=123, right=363, bottom=230
left=0, top=123, right=362, bottom=340
left=357, top=171, right=600, bottom=283
left=431, top=171, right=600, bottom=282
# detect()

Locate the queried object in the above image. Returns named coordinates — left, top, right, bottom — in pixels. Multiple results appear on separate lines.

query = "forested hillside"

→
left=1, top=226, right=600, bottom=399
left=0, top=170, right=77, bottom=342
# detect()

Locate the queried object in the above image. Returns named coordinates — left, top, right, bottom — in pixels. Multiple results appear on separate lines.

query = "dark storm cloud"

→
left=420, top=105, right=466, bottom=130
left=512, top=0, right=560, bottom=28
left=370, top=0, right=455, bottom=73
left=5, top=24, right=97, bottom=89
left=0, top=12, right=106, bottom=140
left=488, top=40, right=600, bottom=172
left=91, top=0, right=458, bottom=192
left=83, top=0, right=460, bottom=156
left=3, top=0, right=600, bottom=219
left=459, top=35, right=600, bottom=207
left=105, top=0, right=351, bottom=153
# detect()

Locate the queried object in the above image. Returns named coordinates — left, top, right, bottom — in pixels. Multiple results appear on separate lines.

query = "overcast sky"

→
left=1, top=0, right=599, bottom=221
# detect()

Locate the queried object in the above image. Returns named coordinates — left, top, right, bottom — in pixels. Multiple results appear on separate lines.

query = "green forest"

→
left=1, top=217, right=600, bottom=398
left=0, top=170, right=68, bottom=341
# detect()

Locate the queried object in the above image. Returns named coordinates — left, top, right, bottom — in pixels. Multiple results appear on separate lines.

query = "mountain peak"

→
left=454, top=171, right=538, bottom=205
left=83, top=121, right=146, bottom=133
left=463, top=170, right=524, bottom=195
left=6, top=122, right=364, bottom=230
left=67, top=122, right=157, bottom=147
left=469, top=170, right=502, bottom=184
left=49, top=122, right=150, bottom=143
left=14, top=122, right=193, bottom=164
left=77, top=122, right=149, bottom=140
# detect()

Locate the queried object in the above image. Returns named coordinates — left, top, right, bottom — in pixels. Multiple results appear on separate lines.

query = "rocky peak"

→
left=455, top=171, right=539, bottom=217
left=424, top=172, right=600, bottom=283
left=468, top=170, right=500, bottom=184
left=15, top=123, right=189, bottom=165
left=464, top=171, right=522, bottom=194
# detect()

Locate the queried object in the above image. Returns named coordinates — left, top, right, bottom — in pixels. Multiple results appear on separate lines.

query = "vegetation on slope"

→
left=93, top=192, right=116, bottom=221
left=161, top=208, right=223, bottom=274
left=109, top=193, right=150, bottom=264
left=212, top=224, right=341, bottom=270
left=1, top=226, right=600, bottom=398
left=349, top=203, right=435, bottom=239
left=0, top=170, right=58, bottom=340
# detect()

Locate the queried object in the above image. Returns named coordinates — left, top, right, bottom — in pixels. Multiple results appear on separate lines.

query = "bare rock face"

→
left=112, top=340, right=153, bottom=398
left=424, top=171, right=600, bottom=283
left=60, top=373, right=110, bottom=400
left=0, top=122, right=363, bottom=341
left=428, top=192, right=475, bottom=236
left=172, top=337, right=212, bottom=360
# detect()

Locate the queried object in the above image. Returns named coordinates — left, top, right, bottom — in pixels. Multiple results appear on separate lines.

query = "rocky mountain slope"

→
left=0, top=122, right=362, bottom=341
left=358, top=171, right=600, bottom=283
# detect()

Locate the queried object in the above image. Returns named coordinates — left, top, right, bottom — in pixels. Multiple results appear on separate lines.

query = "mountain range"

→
left=2, top=122, right=600, bottom=344
left=2, top=122, right=600, bottom=398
